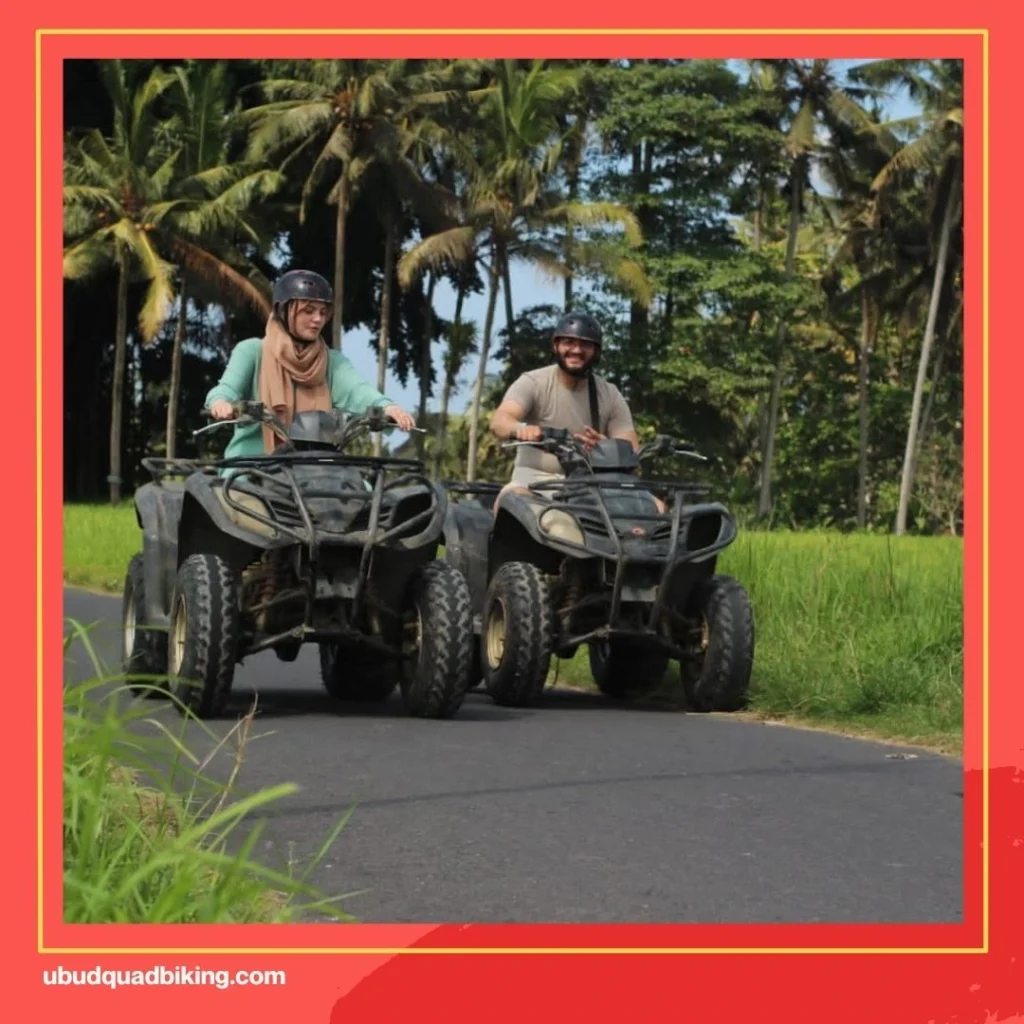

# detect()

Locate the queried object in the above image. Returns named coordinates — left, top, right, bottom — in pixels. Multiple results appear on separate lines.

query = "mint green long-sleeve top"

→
left=203, top=338, right=394, bottom=460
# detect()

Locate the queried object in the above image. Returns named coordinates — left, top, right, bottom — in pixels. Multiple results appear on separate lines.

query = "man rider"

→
left=489, top=311, right=641, bottom=502
left=205, top=268, right=415, bottom=458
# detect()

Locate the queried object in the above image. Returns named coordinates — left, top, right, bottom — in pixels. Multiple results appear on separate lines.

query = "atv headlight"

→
left=539, top=508, right=585, bottom=545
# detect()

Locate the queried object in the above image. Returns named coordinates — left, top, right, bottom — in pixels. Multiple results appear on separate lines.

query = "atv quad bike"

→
left=120, top=401, right=474, bottom=720
left=441, top=429, right=754, bottom=711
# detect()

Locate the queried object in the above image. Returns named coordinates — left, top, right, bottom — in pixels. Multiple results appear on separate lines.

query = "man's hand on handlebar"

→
left=514, top=423, right=543, bottom=442
left=573, top=426, right=606, bottom=451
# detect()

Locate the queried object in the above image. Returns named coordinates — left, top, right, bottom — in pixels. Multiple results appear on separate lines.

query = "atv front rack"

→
left=214, top=453, right=439, bottom=548
left=523, top=476, right=736, bottom=650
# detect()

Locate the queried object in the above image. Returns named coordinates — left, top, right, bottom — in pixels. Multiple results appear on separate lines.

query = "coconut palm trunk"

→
left=416, top=272, right=436, bottom=462
left=465, top=251, right=501, bottom=483
left=165, top=276, right=188, bottom=460
left=857, top=288, right=878, bottom=528
left=331, top=175, right=349, bottom=350
left=374, top=218, right=397, bottom=456
left=109, top=242, right=130, bottom=505
left=758, top=156, right=803, bottom=519
left=433, top=284, right=466, bottom=481
left=895, top=166, right=960, bottom=535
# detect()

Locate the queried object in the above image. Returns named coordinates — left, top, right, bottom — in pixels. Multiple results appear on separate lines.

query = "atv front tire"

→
left=482, top=562, right=552, bottom=707
left=398, top=560, right=474, bottom=718
left=679, top=574, right=754, bottom=712
left=167, top=553, right=240, bottom=719
left=121, top=552, right=169, bottom=697
left=320, top=642, right=397, bottom=703
left=588, top=639, right=669, bottom=699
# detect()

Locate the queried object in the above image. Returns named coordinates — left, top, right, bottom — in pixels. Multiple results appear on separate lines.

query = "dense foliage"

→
left=63, top=57, right=962, bottom=534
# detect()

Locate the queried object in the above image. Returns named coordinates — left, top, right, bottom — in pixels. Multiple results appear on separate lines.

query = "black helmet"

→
left=552, top=311, right=602, bottom=348
left=272, top=269, right=333, bottom=307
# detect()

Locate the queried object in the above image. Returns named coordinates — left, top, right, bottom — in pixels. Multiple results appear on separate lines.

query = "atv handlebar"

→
left=194, top=402, right=425, bottom=448
left=502, top=427, right=707, bottom=464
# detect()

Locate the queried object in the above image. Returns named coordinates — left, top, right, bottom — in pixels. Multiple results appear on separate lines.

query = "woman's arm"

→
left=330, top=351, right=393, bottom=413
left=205, top=339, right=259, bottom=408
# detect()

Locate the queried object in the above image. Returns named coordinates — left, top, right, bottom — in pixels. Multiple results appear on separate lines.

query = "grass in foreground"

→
left=63, top=620, right=356, bottom=923
left=64, top=503, right=963, bottom=754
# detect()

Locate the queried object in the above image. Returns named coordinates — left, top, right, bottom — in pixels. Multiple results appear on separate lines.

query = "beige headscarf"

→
left=257, top=309, right=332, bottom=452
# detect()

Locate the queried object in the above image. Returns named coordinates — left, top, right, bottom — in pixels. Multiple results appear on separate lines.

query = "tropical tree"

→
left=240, top=59, right=460, bottom=350
left=62, top=60, right=278, bottom=502
left=399, top=60, right=650, bottom=481
left=159, top=59, right=285, bottom=457
left=850, top=59, right=964, bottom=534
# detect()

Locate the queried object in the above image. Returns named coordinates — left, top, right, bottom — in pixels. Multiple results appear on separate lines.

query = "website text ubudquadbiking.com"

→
left=42, top=965, right=286, bottom=990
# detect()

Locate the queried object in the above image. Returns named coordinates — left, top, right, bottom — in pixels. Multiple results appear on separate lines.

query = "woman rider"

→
left=204, top=268, right=415, bottom=452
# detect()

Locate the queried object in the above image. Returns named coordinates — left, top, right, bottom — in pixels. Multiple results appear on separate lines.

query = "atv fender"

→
left=489, top=491, right=583, bottom=572
left=442, top=501, right=494, bottom=620
left=134, top=481, right=185, bottom=625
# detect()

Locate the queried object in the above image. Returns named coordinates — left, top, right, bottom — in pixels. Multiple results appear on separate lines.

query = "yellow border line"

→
left=41, top=25, right=991, bottom=950
left=40, top=946, right=987, bottom=955
left=38, top=27, right=987, bottom=35
left=981, top=25, right=990, bottom=954
left=36, top=25, right=45, bottom=951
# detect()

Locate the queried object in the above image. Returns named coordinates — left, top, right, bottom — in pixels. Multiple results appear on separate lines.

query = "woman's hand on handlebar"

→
left=209, top=399, right=236, bottom=421
left=383, top=404, right=416, bottom=432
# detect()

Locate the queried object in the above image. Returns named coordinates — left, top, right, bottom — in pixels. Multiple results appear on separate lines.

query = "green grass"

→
left=63, top=620, right=356, bottom=923
left=64, top=502, right=141, bottom=592
left=552, top=530, right=964, bottom=754
left=64, top=503, right=964, bottom=754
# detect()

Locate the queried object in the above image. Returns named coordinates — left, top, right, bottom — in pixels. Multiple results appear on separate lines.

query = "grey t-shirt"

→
left=502, top=364, right=635, bottom=475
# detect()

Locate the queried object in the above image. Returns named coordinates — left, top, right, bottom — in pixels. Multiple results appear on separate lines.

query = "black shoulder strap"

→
left=587, top=372, right=600, bottom=432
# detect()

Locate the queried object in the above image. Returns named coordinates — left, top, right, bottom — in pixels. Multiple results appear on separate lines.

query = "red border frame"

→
left=11, top=2, right=1022, bottom=1019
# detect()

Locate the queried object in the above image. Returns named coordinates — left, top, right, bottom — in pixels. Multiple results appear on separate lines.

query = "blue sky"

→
left=332, top=59, right=923, bottom=433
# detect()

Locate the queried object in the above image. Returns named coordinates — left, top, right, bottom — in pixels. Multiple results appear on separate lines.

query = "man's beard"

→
left=554, top=352, right=596, bottom=378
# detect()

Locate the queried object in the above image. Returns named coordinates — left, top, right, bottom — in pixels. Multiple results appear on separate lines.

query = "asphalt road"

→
left=64, top=586, right=963, bottom=924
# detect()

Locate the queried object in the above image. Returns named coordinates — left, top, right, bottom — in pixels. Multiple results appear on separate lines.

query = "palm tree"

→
left=160, top=59, right=285, bottom=458
left=850, top=59, right=964, bottom=534
left=62, top=60, right=278, bottom=502
left=240, top=59, right=460, bottom=351
left=399, top=60, right=650, bottom=481
left=751, top=59, right=877, bottom=520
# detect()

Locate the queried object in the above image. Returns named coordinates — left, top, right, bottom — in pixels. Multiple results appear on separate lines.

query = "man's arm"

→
left=490, top=375, right=536, bottom=440
left=606, top=385, right=640, bottom=452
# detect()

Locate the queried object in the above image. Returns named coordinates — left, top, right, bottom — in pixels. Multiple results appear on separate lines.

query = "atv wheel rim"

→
left=124, top=589, right=136, bottom=660
left=485, top=599, right=507, bottom=669
left=169, top=594, right=187, bottom=677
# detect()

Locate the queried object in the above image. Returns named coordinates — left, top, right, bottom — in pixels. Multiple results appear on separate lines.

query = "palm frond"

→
left=246, top=102, right=334, bottom=162
left=872, top=131, right=949, bottom=191
left=171, top=238, right=272, bottom=318
left=63, top=228, right=118, bottom=279
left=397, top=226, right=478, bottom=287
left=111, top=221, right=177, bottom=343
left=787, top=99, right=817, bottom=155
left=535, top=201, right=643, bottom=247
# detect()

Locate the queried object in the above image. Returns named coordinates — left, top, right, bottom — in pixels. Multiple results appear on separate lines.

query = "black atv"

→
left=120, top=401, right=474, bottom=720
left=441, top=428, right=754, bottom=710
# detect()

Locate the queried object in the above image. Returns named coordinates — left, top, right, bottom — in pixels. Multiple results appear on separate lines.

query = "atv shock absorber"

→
left=254, top=550, right=292, bottom=633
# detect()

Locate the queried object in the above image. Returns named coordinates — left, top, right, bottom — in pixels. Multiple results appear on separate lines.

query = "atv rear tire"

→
left=482, top=562, right=552, bottom=707
left=167, top=553, right=240, bottom=719
left=319, top=642, right=397, bottom=703
left=679, top=574, right=754, bottom=712
left=121, top=553, right=169, bottom=697
left=398, top=560, right=474, bottom=718
left=588, top=640, right=669, bottom=699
